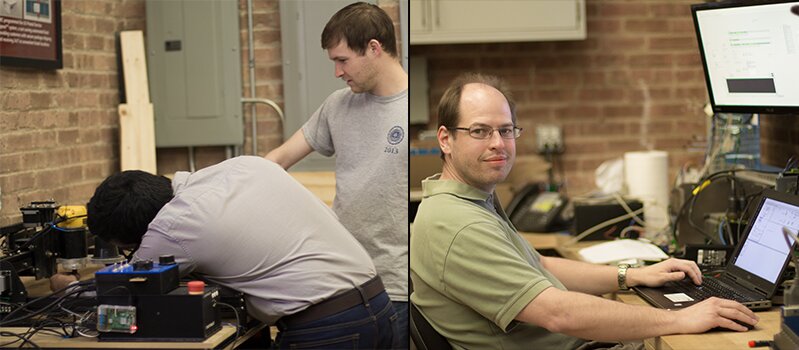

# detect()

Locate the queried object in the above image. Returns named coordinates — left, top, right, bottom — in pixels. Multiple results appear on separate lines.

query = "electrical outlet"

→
left=536, top=125, right=564, bottom=154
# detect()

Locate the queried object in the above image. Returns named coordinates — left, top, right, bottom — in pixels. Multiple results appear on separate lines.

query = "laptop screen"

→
left=734, top=198, right=799, bottom=283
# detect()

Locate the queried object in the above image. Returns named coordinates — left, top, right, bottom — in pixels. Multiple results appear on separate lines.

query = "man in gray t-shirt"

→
left=266, top=3, right=409, bottom=346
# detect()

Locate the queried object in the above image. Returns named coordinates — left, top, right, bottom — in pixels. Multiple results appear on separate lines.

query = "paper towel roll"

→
left=624, top=151, right=669, bottom=233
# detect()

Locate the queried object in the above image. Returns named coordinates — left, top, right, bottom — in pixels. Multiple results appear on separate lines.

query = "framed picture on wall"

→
left=0, top=0, right=62, bottom=69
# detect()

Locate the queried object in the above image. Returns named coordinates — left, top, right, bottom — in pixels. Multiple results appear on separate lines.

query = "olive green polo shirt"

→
left=410, top=175, right=585, bottom=349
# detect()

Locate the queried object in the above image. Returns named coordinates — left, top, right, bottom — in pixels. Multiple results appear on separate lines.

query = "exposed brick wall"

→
left=412, top=0, right=715, bottom=196
left=0, top=0, right=401, bottom=226
left=0, top=0, right=146, bottom=226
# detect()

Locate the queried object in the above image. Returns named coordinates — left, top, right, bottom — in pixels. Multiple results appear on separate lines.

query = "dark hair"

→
left=437, top=73, right=516, bottom=159
left=87, top=171, right=173, bottom=246
left=321, top=2, right=398, bottom=58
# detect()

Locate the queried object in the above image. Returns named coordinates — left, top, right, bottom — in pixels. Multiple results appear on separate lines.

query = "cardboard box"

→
left=410, top=140, right=442, bottom=190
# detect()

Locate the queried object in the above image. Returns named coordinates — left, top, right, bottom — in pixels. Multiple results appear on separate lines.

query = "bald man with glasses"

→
left=410, top=72, right=757, bottom=350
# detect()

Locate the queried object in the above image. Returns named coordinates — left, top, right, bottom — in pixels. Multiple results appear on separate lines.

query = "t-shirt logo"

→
left=387, top=126, right=404, bottom=145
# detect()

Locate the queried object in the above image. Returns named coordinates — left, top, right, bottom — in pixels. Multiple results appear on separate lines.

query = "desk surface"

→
left=615, top=292, right=779, bottom=350
left=289, top=171, right=335, bottom=207
left=519, top=232, right=594, bottom=260
left=519, top=234, right=781, bottom=350
left=0, top=326, right=236, bottom=349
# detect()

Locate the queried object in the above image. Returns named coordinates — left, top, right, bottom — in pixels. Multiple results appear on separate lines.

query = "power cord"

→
left=0, top=280, right=95, bottom=327
left=0, top=330, right=42, bottom=349
left=671, top=168, right=778, bottom=245
left=568, top=206, right=644, bottom=245
left=217, top=302, right=241, bottom=339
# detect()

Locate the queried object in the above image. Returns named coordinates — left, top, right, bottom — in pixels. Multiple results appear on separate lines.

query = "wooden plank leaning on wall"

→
left=118, top=30, right=157, bottom=174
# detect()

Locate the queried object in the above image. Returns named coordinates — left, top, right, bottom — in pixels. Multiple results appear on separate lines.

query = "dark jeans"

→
left=391, top=301, right=409, bottom=349
left=273, top=291, right=400, bottom=349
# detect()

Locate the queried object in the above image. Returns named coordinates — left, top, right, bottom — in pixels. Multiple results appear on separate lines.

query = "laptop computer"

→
left=634, top=189, right=799, bottom=311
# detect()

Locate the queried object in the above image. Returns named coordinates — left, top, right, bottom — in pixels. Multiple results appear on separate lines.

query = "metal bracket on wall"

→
left=241, top=98, right=285, bottom=156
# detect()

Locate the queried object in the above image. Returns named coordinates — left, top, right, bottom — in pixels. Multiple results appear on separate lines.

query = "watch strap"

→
left=617, top=263, right=630, bottom=290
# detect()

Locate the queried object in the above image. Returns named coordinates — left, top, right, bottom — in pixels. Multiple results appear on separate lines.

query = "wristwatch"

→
left=617, top=263, right=631, bottom=290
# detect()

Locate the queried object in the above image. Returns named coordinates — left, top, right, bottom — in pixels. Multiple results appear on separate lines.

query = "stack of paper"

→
left=578, top=239, right=669, bottom=264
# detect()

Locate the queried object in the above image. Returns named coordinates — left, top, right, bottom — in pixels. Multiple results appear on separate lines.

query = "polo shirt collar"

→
left=421, top=174, right=492, bottom=202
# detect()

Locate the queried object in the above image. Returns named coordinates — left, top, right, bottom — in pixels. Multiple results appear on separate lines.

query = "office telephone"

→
left=506, top=184, right=570, bottom=232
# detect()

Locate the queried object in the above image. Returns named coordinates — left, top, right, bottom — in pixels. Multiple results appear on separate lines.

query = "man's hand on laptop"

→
left=676, top=297, right=759, bottom=332
left=626, top=258, right=703, bottom=288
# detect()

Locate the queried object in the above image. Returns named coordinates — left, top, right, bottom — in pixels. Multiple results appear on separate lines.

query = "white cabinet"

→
left=410, top=0, right=585, bottom=45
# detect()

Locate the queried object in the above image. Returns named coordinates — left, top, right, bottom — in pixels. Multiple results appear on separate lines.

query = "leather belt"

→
left=281, top=276, right=385, bottom=327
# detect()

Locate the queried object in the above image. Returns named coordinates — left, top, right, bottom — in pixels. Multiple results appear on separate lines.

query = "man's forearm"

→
left=541, top=256, right=618, bottom=295
left=264, top=129, right=314, bottom=170
left=521, top=288, right=680, bottom=341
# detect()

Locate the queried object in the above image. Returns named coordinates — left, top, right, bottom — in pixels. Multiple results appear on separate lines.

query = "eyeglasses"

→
left=448, top=125, right=522, bottom=140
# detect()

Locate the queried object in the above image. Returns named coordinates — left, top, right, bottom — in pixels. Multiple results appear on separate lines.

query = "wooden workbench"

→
left=0, top=326, right=237, bottom=349
left=517, top=233, right=782, bottom=350
left=519, top=232, right=597, bottom=260
left=615, top=292, right=780, bottom=350
left=289, top=171, right=335, bottom=207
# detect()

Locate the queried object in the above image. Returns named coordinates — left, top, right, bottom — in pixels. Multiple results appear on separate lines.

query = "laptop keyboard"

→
left=670, top=277, right=754, bottom=303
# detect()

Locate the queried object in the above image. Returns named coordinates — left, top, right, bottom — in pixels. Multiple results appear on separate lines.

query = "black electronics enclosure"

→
left=98, top=286, right=222, bottom=342
left=572, top=200, right=643, bottom=240
left=95, top=262, right=221, bottom=342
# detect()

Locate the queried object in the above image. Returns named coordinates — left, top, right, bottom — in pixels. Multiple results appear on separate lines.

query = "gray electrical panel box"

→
left=146, top=0, right=243, bottom=147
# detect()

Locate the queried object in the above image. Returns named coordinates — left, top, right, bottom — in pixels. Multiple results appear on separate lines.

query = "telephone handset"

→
left=506, top=184, right=570, bottom=233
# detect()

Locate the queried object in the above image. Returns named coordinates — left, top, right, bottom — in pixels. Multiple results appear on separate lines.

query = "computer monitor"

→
left=692, top=0, right=799, bottom=114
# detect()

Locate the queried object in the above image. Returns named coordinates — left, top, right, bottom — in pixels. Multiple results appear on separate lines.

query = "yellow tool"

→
left=56, top=205, right=87, bottom=229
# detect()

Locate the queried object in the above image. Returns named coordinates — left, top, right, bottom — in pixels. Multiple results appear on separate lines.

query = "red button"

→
left=187, top=280, right=205, bottom=295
